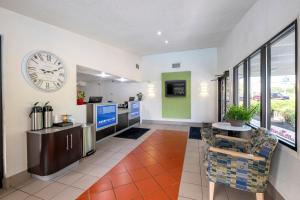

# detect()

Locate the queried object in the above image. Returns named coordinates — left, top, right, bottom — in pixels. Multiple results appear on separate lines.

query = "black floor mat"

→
left=114, top=127, right=150, bottom=139
left=189, top=127, right=202, bottom=140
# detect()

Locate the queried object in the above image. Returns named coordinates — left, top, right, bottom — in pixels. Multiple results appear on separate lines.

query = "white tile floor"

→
left=0, top=123, right=273, bottom=200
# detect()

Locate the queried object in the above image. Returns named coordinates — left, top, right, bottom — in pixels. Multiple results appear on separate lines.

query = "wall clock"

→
left=22, top=50, right=66, bottom=92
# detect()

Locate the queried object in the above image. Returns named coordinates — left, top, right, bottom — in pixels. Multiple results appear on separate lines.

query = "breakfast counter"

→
left=27, top=124, right=82, bottom=180
left=86, top=101, right=141, bottom=141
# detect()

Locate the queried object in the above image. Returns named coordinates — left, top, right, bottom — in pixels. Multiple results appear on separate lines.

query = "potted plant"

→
left=137, top=92, right=143, bottom=101
left=224, top=105, right=258, bottom=127
left=77, top=90, right=85, bottom=105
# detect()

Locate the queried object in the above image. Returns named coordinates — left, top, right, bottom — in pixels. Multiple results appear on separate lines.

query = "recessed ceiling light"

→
left=116, top=77, right=128, bottom=82
left=157, top=31, right=162, bottom=36
left=164, top=40, right=169, bottom=44
left=97, top=72, right=110, bottom=78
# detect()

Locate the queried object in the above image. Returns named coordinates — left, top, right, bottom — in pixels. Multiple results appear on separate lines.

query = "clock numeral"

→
left=59, top=73, right=64, bottom=77
left=37, top=53, right=44, bottom=61
left=28, top=66, right=36, bottom=71
left=29, top=72, right=38, bottom=80
left=36, top=79, right=43, bottom=87
left=57, top=79, right=64, bottom=84
left=54, top=82, right=60, bottom=88
left=31, top=58, right=38, bottom=64
left=47, top=55, right=51, bottom=62
left=54, top=59, right=59, bottom=65
left=46, top=82, right=50, bottom=89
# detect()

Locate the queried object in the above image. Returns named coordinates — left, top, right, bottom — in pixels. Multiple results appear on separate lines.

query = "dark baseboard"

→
left=142, top=119, right=212, bottom=127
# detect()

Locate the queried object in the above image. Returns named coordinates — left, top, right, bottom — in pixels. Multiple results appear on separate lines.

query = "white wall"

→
left=91, top=49, right=219, bottom=123
left=141, top=48, right=218, bottom=123
left=100, top=81, right=143, bottom=103
left=78, top=82, right=102, bottom=102
left=218, top=0, right=300, bottom=73
left=0, top=7, right=142, bottom=178
left=218, top=0, right=300, bottom=199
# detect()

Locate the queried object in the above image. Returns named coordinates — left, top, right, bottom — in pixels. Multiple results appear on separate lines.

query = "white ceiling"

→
left=0, top=0, right=257, bottom=55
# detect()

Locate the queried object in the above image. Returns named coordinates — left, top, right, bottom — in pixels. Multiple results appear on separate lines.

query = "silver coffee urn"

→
left=29, top=102, right=43, bottom=131
left=43, top=101, right=53, bottom=128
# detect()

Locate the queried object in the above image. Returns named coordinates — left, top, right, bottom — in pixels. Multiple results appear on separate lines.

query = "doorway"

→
left=218, top=71, right=229, bottom=121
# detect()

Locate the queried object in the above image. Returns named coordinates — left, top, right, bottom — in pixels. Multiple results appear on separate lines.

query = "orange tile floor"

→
left=77, top=130, right=188, bottom=200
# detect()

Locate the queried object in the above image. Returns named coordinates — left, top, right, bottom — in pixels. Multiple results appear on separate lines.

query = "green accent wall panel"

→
left=162, top=71, right=191, bottom=119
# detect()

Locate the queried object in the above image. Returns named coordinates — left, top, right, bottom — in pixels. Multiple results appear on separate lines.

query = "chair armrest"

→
left=215, top=135, right=250, bottom=143
left=214, top=135, right=250, bottom=152
left=209, top=147, right=265, bottom=162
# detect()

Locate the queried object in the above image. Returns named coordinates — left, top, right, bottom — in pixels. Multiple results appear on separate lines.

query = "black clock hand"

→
left=40, top=69, right=47, bottom=74
left=50, top=67, right=63, bottom=73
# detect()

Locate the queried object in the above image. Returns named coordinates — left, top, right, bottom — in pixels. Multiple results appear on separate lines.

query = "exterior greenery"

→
left=251, top=99, right=296, bottom=128
left=271, top=100, right=295, bottom=127
left=225, top=105, right=258, bottom=123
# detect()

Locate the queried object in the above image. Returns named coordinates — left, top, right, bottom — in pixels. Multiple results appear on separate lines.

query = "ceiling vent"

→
left=172, top=63, right=181, bottom=68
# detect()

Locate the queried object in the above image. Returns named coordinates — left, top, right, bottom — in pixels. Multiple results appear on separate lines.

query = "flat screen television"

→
left=165, top=80, right=186, bottom=97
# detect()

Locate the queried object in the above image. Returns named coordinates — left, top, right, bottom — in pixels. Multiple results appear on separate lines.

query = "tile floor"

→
left=77, top=129, right=187, bottom=200
left=0, top=123, right=273, bottom=200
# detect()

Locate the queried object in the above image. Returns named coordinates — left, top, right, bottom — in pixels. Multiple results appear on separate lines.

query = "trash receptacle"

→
left=82, top=123, right=96, bottom=157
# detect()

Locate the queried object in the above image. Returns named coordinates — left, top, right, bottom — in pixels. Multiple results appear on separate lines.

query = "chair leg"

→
left=209, top=181, right=215, bottom=200
left=256, top=193, right=264, bottom=200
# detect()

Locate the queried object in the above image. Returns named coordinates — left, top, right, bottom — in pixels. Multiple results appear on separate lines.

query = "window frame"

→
left=231, top=20, right=298, bottom=151
left=266, top=22, right=298, bottom=151
left=234, top=61, right=247, bottom=107
left=233, top=65, right=238, bottom=105
left=248, top=50, right=262, bottom=128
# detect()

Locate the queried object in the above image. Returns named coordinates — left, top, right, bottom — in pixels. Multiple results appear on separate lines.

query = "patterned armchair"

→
left=207, top=128, right=278, bottom=200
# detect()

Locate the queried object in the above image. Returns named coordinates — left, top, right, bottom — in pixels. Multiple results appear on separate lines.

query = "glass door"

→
left=218, top=71, right=229, bottom=121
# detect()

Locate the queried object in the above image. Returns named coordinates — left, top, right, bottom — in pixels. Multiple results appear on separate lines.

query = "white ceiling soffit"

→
left=76, top=65, right=136, bottom=83
left=0, top=0, right=257, bottom=55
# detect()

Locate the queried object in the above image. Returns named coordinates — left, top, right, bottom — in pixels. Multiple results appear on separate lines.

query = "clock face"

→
left=22, top=51, right=66, bottom=92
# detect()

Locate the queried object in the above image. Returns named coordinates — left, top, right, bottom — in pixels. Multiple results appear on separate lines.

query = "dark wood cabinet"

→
left=67, top=127, right=82, bottom=164
left=116, top=113, right=129, bottom=132
left=27, top=125, right=82, bottom=176
left=129, top=117, right=140, bottom=126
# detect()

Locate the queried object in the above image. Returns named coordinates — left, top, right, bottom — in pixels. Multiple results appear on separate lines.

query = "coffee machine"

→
left=29, top=102, right=43, bottom=131
left=43, top=101, right=53, bottom=128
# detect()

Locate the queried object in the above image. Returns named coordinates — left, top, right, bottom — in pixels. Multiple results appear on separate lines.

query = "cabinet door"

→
left=53, top=130, right=70, bottom=172
left=68, top=127, right=82, bottom=163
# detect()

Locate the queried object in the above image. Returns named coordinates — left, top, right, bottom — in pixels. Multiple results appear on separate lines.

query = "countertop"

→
left=27, top=123, right=82, bottom=134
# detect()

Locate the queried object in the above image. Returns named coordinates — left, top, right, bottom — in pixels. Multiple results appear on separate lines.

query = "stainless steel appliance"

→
left=43, top=102, right=53, bottom=128
left=29, top=102, right=43, bottom=131
left=82, top=123, right=96, bottom=157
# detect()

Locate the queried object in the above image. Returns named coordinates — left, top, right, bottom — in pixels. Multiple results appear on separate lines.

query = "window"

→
left=249, top=52, right=261, bottom=126
left=231, top=20, right=297, bottom=150
left=269, top=27, right=297, bottom=149
left=237, top=63, right=244, bottom=106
